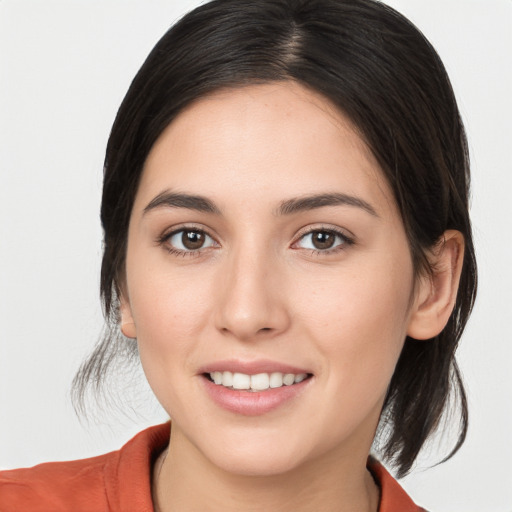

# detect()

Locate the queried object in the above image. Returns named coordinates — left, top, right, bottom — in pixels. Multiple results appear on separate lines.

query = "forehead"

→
left=138, top=82, right=395, bottom=217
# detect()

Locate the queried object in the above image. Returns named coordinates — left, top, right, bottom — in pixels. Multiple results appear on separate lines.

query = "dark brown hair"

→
left=73, top=0, right=477, bottom=477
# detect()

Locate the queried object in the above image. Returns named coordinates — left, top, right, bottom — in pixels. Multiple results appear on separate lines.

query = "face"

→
left=121, top=82, right=422, bottom=477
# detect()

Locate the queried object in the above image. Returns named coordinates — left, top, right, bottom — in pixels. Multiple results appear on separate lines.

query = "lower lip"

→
left=201, top=376, right=312, bottom=416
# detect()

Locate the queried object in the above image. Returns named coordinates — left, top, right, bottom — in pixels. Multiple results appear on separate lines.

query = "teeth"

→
left=232, top=372, right=250, bottom=390
left=269, top=372, right=283, bottom=388
left=209, top=371, right=308, bottom=391
left=222, top=371, right=233, bottom=387
left=283, top=373, right=295, bottom=386
left=250, top=373, right=269, bottom=391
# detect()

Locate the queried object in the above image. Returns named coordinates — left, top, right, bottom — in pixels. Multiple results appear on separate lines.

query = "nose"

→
left=214, top=244, right=291, bottom=341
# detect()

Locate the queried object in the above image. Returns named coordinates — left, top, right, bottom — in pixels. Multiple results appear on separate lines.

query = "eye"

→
left=166, top=229, right=216, bottom=252
left=295, top=229, right=351, bottom=252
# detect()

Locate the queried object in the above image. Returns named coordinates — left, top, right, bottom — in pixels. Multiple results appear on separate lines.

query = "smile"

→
left=200, top=361, right=314, bottom=415
left=207, top=371, right=309, bottom=391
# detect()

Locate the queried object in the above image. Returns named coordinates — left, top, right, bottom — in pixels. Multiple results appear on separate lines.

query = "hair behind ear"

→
left=378, top=230, right=475, bottom=477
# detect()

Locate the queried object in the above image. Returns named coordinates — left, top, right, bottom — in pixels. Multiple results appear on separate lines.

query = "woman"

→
left=0, top=0, right=477, bottom=510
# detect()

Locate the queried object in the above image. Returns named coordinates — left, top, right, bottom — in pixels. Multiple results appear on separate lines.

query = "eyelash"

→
left=292, top=226, right=355, bottom=256
left=158, top=225, right=355, bottom=258
left=157, top=225, right=217, bottom=258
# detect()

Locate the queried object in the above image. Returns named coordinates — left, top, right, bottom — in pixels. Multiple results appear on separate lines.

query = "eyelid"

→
left=159, top=222, right=217, bottom=241
left=157, top=223, right=220, bottom=256
left=291, top=224, right=355, bottom=252
left=294, top=223, right=355, bottom=241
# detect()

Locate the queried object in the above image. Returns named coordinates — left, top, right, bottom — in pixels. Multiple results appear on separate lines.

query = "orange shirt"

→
left=0, top=423, right=425, bottom=511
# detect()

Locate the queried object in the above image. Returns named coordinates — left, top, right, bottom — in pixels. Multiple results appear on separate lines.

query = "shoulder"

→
left=0, top=452, right=112, bottom=512
left=368, top=457, right=429, bottom=512
left=0, top=423, right=170, bottom=512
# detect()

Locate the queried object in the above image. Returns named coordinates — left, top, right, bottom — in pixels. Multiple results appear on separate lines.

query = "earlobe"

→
left=407, top=230, right=465, bottom=340
left=119, top=295, right=137, bottom=339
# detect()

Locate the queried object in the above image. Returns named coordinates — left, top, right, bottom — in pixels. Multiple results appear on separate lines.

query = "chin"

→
left=195, top=426, right=318, bottom=478
left=209, top=448, right=306, bottom=478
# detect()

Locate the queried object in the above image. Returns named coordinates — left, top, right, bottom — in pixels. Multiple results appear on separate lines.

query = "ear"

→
left=119, top=293, right=137, bottom=339
left=407, top=230, right=465, bottom=340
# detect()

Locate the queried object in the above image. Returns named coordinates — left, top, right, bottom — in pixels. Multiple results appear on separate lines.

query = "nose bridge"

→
left=215, top=235, right=289, bottom=340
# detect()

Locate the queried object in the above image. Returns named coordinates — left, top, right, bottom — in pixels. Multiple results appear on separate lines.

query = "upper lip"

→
left=198, top=359, right=312, bottom=375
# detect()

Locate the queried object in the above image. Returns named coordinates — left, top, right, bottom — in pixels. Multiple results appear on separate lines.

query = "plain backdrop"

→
left=1, top=1, right=511, bottom=511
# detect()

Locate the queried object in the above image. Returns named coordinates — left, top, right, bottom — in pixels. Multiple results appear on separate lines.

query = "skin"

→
left=120, top=82, right=464, bottom=511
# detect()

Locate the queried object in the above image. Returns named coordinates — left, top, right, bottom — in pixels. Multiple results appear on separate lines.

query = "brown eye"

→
left=311, top=231, right=335, bottom=250
left=167, top=229, right=216, bottom=252
left=296, top=229, right=349, bottom=252
left=182, top=230, right=205, bottom=250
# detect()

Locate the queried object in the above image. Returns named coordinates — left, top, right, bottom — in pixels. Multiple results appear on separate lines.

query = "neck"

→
left=152, top=426, right=379, bottom=512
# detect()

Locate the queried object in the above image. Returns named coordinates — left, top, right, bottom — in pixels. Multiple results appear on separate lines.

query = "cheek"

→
left=295, top=254, right=414, bottom=386
left=128, top=252, right=213, bottom=336
left=124, top=253, right=216, bottom=386
left=126, top=268, right=216, bottom=419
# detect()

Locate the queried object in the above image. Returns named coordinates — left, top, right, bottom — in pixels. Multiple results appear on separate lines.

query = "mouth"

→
left=199, top=361, right=314, bottom=415
left=204, top=371, right=312, bottom=392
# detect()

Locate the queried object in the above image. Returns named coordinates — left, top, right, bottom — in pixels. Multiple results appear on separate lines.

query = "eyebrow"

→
left=277, top=193, right=379, bottom=217
left=144, top=191, right=221, bottom=215
left=143, top=190, right=378, bottom=218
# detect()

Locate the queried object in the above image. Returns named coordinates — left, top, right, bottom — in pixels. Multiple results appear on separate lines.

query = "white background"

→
left=1, top=1, right=511, bottom=510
